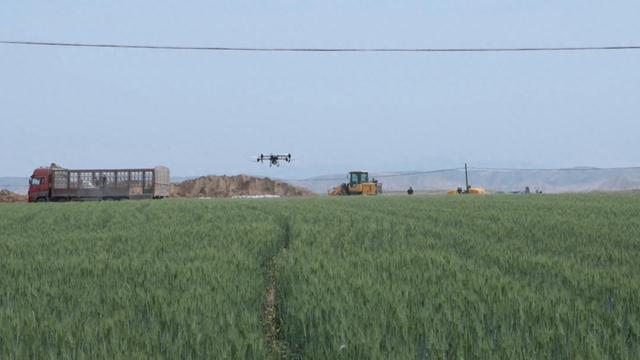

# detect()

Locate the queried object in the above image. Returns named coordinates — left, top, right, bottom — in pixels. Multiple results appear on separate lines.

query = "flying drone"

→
left=256, top=153, right=292, bottom=167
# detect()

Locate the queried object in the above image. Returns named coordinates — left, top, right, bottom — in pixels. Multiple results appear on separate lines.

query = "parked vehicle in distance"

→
left=28, top=163, right=170, bottom=202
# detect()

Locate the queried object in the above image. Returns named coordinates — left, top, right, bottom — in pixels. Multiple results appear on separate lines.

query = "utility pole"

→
left=465, top=163, right=470, bottom=191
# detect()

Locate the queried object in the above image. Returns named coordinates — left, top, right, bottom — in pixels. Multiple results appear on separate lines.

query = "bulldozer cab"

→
left=329, top=170, right=381, bottom=196
left=349, top=171, right=369, bottom=185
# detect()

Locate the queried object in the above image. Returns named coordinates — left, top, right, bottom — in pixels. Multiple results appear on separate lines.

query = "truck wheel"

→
left=36, top=197, right=48, bottom=203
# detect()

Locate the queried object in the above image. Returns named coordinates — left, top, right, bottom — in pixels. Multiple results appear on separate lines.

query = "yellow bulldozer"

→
left=329, top=171, right=382, bottom=196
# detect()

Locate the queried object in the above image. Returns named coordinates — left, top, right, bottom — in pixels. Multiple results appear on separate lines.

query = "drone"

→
left=256, top=153, right=292, bottom=167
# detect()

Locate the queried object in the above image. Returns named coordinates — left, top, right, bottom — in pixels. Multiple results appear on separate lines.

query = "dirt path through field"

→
left=263, top=220, right=291, bottom=358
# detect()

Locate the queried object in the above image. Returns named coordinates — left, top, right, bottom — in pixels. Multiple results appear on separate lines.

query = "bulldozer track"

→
left=262, top=220, right=291, bottom=359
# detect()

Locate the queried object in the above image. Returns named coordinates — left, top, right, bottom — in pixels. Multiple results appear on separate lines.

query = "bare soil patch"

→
left=171, top=175, right=313, bottom=198
left=0, top=189, right=26, bottom=203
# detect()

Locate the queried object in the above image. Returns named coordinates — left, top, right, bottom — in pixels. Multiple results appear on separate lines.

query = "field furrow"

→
left=1, top=194, right=639, bottom=358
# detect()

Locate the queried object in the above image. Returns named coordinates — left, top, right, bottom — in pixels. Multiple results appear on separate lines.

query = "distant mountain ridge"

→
left=0, top=177, right=28, bottom=195
left=287, top=168, right=640, bottom=194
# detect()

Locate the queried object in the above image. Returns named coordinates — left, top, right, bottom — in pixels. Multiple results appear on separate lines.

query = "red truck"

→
left=28, top=164, right=170, bottom=202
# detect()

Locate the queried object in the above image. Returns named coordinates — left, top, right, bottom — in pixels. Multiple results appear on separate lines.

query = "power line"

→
left=374, top=168, right=464, bottom=178
left=469, top=166, right=640, bottom=172
left=284, top=165, right=640, bottom=182
left=2, top=40, right=640, bottom=53
left=284, top=168, right=464, bottom=182
left=284, top=176, right=344, bottom=182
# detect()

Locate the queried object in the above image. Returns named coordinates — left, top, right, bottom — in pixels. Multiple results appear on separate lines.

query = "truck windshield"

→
left=30, top=177, right=42, bottom=185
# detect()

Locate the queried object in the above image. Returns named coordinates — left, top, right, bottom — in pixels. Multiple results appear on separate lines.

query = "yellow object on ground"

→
left=448, top=187, right=487, bottom=195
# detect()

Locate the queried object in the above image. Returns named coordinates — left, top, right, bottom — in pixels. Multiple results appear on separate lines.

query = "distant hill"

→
left=288, top=168, right=640, bottom=194
left=0, top=177, right=28, bottom=195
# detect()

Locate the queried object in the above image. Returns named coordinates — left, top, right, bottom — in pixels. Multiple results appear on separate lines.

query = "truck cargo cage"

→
left=41, top=166, right=170, bottom=201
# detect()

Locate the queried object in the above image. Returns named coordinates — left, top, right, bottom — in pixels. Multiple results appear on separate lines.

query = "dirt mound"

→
left=0, top=189, right=27, bottom=203
left=171, top=175, right=313, bottom=198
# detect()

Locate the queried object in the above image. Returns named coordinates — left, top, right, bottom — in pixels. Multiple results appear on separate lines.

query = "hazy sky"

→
left=1, top=1, right=639, bottom=178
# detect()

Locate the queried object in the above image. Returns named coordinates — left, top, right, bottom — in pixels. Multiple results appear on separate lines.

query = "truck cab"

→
left=28, top=167, right=52, bottom=202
